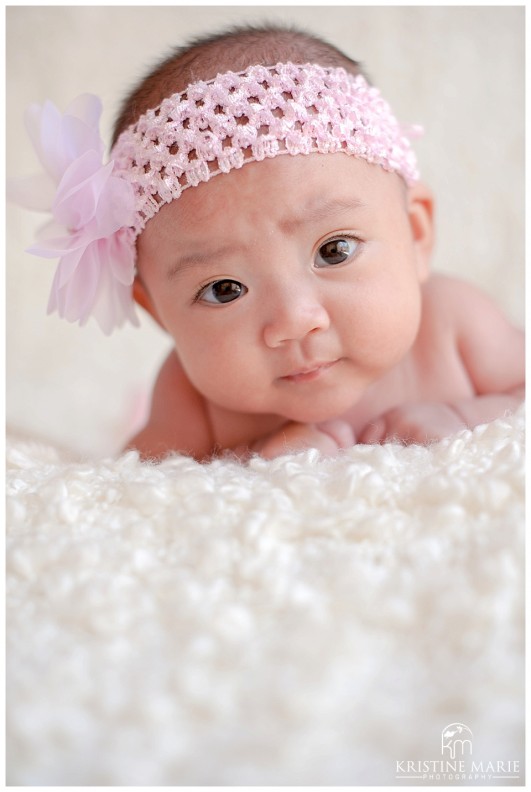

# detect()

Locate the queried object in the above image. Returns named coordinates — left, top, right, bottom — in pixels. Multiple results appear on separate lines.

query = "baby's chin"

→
left=207, top=379, right=361, bottom=426
left=273, top=397, right=356, bottom=427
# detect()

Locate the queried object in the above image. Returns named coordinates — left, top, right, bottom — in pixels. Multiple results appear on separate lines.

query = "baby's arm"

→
left=247, top=419, right=355, bottom=459
left=450, top=278, right=524, bottom=418
left=360, top=277, right=524, bottom=444
left=125, top=350, right=213, bottom=460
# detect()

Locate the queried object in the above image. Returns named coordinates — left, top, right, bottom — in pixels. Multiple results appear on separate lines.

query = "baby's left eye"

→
left=315, top=237, right=359, bottom=268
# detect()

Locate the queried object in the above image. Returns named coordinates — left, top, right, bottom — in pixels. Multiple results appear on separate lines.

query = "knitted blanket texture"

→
left=6, top=408, right=525, bottom=785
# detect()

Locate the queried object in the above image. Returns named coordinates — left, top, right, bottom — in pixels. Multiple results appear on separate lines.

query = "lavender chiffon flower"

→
left=10, top=94, right=138, bottom=333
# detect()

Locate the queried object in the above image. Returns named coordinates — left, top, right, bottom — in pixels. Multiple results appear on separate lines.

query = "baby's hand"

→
left=359, top=402, right=467, bottom=445
left=252, top=419, right=355, bottom=459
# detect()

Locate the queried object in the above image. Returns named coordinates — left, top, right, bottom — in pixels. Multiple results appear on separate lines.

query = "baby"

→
left=15, top=24, right=524, bottom=461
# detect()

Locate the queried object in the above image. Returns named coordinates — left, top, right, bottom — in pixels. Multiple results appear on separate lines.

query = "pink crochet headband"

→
left=10, top=61, right=421, bottom=334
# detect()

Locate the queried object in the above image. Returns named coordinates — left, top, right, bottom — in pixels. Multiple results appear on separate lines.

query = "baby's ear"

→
left=133, top=275, right=165, bottom=329
left=406, top=182, right=435, bottom=282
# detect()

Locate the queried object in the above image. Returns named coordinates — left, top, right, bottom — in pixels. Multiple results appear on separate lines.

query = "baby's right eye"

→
left=196, top=279, right=248, bottom=305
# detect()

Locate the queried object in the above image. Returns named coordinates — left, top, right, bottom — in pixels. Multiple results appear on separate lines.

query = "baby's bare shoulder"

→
left=420, top=274, right=524, bottom=393
left=422, top=273, right=487, bottom=311
left=420, top=273, right=518, bottom=329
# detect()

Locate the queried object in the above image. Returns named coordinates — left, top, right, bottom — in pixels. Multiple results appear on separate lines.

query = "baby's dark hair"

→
left=112, top=23, right=365, bottom=146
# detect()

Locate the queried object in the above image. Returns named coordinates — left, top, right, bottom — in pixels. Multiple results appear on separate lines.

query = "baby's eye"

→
left=315, top=237, right=359, bottom=268
left=197, top=279, right=248, bottom=304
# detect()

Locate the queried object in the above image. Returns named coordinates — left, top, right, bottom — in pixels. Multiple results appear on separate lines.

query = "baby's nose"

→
left=263, top=290, right=330, bottom=347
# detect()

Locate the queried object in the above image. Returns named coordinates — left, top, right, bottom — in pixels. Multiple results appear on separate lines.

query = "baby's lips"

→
left=316, top=419, right=356, bottom=449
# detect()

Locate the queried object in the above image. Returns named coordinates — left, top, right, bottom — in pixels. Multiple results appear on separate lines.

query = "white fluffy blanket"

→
left=6, top=409, right=525, bottom=786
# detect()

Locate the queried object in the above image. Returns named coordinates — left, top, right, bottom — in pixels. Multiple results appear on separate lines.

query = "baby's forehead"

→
left=184, top=151, right=402, bottom=203
left=139, top=152, right=404, bottom=247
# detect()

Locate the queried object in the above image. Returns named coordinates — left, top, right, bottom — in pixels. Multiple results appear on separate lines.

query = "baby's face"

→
left=136, top=153, right=432, bottom=423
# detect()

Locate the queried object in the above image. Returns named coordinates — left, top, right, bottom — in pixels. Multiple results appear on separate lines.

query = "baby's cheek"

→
left=343, top=295, right=420, bottom=366
left=181, top=348, right=265, bottom=410
left=377, top=285, right=423, bottom=350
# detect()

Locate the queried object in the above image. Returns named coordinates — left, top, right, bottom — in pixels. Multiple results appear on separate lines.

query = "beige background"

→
left=6, top=6, right=525, bottom=457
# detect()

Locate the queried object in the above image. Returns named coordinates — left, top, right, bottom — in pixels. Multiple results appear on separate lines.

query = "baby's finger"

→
left=316, top=419, right=356, bottom=449
left=358, top=417, right=387, bottom=444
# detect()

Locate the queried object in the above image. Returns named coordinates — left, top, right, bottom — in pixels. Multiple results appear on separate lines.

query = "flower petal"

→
left=61, top=96, right=104, bottom=170
left=28, top=227, right=86, bottom=258
left=108, top=229, right=136, bottom=285
left=52, top=152, right=112, bottom=230
left=47, top=242, right=101, bottom=324
left=88, top=238, right=139, bottom=333
left=46, top=236, right=138, bottom=333
left=17, top=92, right=138, bottom=334
left=24, top=101, right=65, bottom=181
left=24, top=95, right=104, bottom=185
left=90, top=174, right=135, bottom=238
left=67, top=94, right=102, bottom=127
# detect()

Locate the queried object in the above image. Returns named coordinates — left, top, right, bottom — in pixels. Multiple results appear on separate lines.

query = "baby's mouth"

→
left=280, top=360, right=339, bottom=383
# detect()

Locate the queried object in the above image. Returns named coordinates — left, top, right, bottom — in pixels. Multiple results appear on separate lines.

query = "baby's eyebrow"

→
left=280, top=196, right=366, bottom=233
left=167, top=244, right=241, bottom=280
left=166, top=196, right=365, bottom=279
